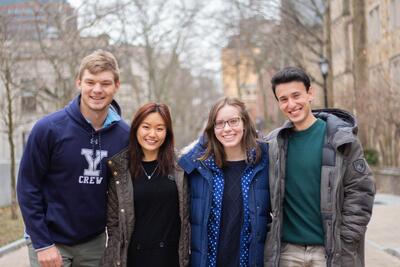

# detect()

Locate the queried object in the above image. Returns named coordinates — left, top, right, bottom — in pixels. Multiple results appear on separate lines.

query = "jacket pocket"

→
left=341, top=239, right=362, bottom=267
left=264, top=216, right=279, bottom=259
left=101, top=239, right=121, bottom=267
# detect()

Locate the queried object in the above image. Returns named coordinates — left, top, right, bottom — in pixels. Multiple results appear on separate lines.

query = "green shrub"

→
left=364, top=149, right=379, bottom=166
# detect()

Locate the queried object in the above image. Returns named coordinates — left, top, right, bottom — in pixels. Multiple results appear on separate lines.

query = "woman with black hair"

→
left=102, top=103, right=189, bottom=267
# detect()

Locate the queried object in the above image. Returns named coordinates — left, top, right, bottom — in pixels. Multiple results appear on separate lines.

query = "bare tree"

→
left=322, top=0, right=333, bottom=107
left=351, top=0, right=369, bottom=145
left=216, top=0, right=285, bottom=129
left=110, top=0, right=206, bottom=101
left=29, top=0, right=119, bottom=110
left=108, top=0, right=220, bottom=144
left=0, top=0, right=123, bottom=218
left=279, top=0, right=328, bottom=83
left=1, top=0, right=221, bottom=162
left=172, top=71, right=221, bottom=147
left=363, top=66, right=400, bottom=166
left=0, top=14, right=21, bottom=219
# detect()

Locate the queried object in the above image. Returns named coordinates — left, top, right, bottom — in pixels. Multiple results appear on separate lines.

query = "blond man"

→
left=17, top=50, right=130, bottom=267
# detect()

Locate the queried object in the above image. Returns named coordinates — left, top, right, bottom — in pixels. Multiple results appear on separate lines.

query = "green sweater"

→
left=282, top=119, right=326, bottom=245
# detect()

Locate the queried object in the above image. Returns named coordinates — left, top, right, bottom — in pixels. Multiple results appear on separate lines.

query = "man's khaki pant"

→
left=27, top=233, right=105, bottom=267
left=279, top=242, right=327, bottom=267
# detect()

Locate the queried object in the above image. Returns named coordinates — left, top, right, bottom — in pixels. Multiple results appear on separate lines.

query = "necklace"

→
left=141, top=163, right=159, bottom=180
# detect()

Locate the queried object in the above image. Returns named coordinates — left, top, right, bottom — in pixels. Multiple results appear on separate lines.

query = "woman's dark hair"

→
left=128, top=102, right=175, bottom=178
left=200, top=97, right=261, bottom=168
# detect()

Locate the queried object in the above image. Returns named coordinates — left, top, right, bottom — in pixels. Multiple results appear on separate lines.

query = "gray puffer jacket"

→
left=263, top=109, right=375, bottom=267
left=101, top=148, right=190, bottom=267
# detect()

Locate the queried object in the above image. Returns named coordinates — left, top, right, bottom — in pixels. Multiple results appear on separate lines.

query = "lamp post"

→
left=319, top=56, right=329, bottom=108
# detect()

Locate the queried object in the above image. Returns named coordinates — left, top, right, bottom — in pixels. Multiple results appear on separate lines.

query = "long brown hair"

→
left=128, top=103, right=175, bottom=178
left=200, top=97, right=261, bottom=168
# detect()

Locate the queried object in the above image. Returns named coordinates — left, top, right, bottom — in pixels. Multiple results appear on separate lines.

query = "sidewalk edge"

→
left=0, top=239, right=26, bottom=258
left=384, top=248, right=400, bottom=260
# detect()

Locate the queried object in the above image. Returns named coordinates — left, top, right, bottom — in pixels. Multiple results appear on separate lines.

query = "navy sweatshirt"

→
left=17, top=95, right=130, bottom=250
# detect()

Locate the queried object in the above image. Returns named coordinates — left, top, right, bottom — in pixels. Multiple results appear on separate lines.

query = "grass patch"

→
left=0, top=206, right=24, bottom=247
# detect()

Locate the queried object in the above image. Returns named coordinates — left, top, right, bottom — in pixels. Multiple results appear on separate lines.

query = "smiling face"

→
left=77, top=69, right=119, bottom=116
left=136, top=112, right=167, bottom=161
left=275, top=81, right=316, bottom=131
left=214, top=104, right=244, bottom=152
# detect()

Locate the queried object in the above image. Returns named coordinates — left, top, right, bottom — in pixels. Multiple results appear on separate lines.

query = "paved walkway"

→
left=1, top=194, right=400, bottom=266
left=0, top=245, right=28, bottom=267
left=365, top=194, right=400, bottom=266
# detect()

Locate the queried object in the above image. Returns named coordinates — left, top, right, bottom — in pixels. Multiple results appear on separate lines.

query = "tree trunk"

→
left=324, top=1, right=334, bottom=107
left=5, top=65, right=18, bottom=220
left=352, top=0, right=368, bottom=144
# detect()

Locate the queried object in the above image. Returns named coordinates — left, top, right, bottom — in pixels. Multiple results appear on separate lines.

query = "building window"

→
left=21, top=91, right=36, bottom=113
left=342, top=0, right=350, bottom=15
left=368, top=6, right=381, bottom=42
left=22, top=131, right=30, bottom=149
left=389, top=0, right=400, bottom=30
left=20, top=78, right=37, bottom=113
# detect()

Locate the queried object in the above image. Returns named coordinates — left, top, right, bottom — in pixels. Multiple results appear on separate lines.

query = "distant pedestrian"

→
left=179, top=97, right=271, bottom=267
left=101, top=103, right=190, bottom=267
left=264, top=66, right=375, bottom=267
left=17, top=50, right=129, bottom=267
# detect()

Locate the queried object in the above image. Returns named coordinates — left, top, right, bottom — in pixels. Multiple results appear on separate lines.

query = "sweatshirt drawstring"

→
left=90, top=130, right=103, bottom=177
left=98, top=132, right=102, bottom=176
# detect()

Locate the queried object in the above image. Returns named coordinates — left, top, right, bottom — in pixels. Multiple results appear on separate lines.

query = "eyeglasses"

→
left=214, top=117, right=241, bottom=129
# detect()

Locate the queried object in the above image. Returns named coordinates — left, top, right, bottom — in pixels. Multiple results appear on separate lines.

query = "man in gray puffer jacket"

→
left=264, top=67, right=375, bottom=267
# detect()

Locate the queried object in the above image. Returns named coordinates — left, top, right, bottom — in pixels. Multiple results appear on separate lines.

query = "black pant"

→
left=127, top=241, right=179, bottom=267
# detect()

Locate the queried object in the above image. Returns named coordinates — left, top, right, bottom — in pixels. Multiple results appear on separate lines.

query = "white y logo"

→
left=81, top=148, right=108, bottom=176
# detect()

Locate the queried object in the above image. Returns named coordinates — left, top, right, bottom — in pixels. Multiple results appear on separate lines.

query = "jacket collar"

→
left=178, top=137, right=206, bottom=174
left=109, top=148, right=183, bottom=177
left=178, top=137, right=268, bottom=174
left=108, top=148, right=129, bottom=172
left=313, top=109, right=357, bottom=148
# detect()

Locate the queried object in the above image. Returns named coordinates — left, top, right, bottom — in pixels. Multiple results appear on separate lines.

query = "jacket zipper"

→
left=274, top=143, right=283, bottom=267
left=199, top=160, right=212, bottom=266
left=328, top=171, right=332, bottom=203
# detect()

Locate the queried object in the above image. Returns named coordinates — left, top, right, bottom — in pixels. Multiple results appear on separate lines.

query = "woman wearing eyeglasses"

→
left=101, top=103, right=189, bottom=267
left=178, top=97, right=271, bottom=267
